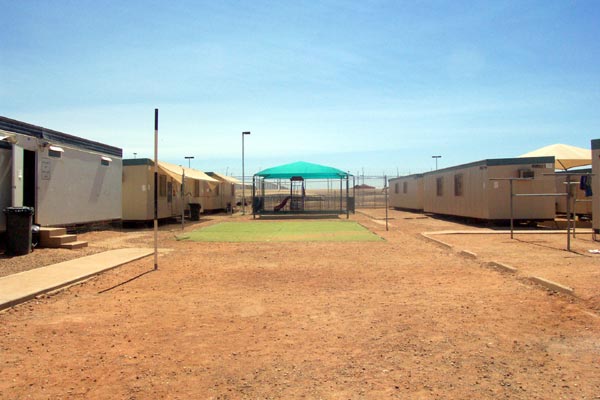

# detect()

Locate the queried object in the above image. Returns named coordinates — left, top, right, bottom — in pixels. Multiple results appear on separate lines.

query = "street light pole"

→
left=432, top=155, right=442, bottom=170
left=242, top=131, right=251, bottom=214
left=184, top=156, right=194, bottom=168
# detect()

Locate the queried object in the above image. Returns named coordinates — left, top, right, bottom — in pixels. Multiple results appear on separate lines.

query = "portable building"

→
left=389, top=174, right=424, bottom=211
left=0, top=116, right=122, bottom=231
left=157, top=161, right=220, bottom=213
left=422, top=157, right=556, bottom=221
left=206, top=172, right=239, bottom=211
left=122, top=159, right=219, bottom=221
left=592, top=139, right=600, bottom=235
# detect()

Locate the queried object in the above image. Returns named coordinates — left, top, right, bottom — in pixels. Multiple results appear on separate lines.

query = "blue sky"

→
left=1, top=1, right=599, bottom=177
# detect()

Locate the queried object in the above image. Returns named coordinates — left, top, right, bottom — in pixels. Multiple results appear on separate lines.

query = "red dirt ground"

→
left=1, top=210, right=599, bottom=399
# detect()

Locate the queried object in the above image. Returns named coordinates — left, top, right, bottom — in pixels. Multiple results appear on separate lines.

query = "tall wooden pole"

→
left=154, top=109, right=158, bottom=270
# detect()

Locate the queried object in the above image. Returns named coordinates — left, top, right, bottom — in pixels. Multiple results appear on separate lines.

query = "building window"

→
left=454, top=174, right=463, bottom=196
left=214, top=185, right=220, bottom=196
left=159, top=175, right=167, bottom=197
left=436, top=177, right=443, bottom=196
left=394, top=183, right=399, bottom=194
left=101, top=156, right=112, bottom=166
left=403, top=182, right=408, bottom=194
left=194, top=180, right=200, bottom=197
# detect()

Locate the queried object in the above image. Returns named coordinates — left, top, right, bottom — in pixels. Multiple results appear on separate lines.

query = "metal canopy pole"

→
left=252, top=175, right=256, bottom=219
left=353, top=176, right=356, bottom=213
left=339, top=177, right=343, bottom=214
left=261, top=177, right=265, bottom=212
left=346, top=173, right=350, bottom=219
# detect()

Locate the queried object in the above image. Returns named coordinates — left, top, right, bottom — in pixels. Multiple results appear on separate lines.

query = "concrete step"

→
left=38, top=227, right=89, bottom=250
left=43, top=234, right=78, bottom=247
left=39, top=227, right=67, bottom=241
left=538, top=219, right=592, bottom=230
left=59, top=240, right=88, bottom=250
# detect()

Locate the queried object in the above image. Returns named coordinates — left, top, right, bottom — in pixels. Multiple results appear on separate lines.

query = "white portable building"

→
left=0, top=116, right=122, bottom=231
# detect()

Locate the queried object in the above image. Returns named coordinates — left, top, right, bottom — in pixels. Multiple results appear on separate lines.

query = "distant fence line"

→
left=235, top=175, right=389, bottom=209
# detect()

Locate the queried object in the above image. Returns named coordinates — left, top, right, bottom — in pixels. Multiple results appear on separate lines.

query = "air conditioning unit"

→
left=518, top=169, right=534, bottom=179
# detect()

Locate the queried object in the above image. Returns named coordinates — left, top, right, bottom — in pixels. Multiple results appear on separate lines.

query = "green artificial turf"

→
left=177, top=221, right=382, bottom=242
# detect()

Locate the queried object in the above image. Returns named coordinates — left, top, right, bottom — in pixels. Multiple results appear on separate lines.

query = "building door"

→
left=23, top=150, right=36, bottom=209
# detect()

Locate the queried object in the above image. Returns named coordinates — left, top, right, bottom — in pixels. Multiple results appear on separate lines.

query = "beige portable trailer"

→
left=157, top=161, right=220, bottom=213
left=206, top=172, right=239, bottom=211
left=388, top=174, right=424, bottom=211
left=122, top=159, right=181, bottom=222
left=423, top=157, right=556, bottom=221
left=0, top=116, right=122, bottom=231
left=592, top=139, right=600, bottom=236
left=122, top=159, right=219, bottom=222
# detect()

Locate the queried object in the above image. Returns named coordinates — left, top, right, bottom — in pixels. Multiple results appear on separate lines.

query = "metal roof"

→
left=0, top=116, right=122, bottom=157
left=255, top=161, right=350, bottom=179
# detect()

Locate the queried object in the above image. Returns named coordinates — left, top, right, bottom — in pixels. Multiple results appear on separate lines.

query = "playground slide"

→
left=274, top=196, right=292, bottom=212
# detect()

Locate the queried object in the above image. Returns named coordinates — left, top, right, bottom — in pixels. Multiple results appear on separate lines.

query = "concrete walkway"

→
left=0, top=248, right=153, bottom=311
left=425, top=229, right=593, bottom=235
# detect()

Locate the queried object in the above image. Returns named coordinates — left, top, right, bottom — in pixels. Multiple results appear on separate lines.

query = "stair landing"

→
left=39, top=228, right=88, bottom=250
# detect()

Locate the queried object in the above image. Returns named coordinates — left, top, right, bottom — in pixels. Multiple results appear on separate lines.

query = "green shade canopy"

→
left=255, top=161, right=350, bottom=179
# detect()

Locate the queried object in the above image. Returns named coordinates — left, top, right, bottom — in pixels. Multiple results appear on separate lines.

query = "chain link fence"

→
left=236, top=175, right=390, bottom=210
